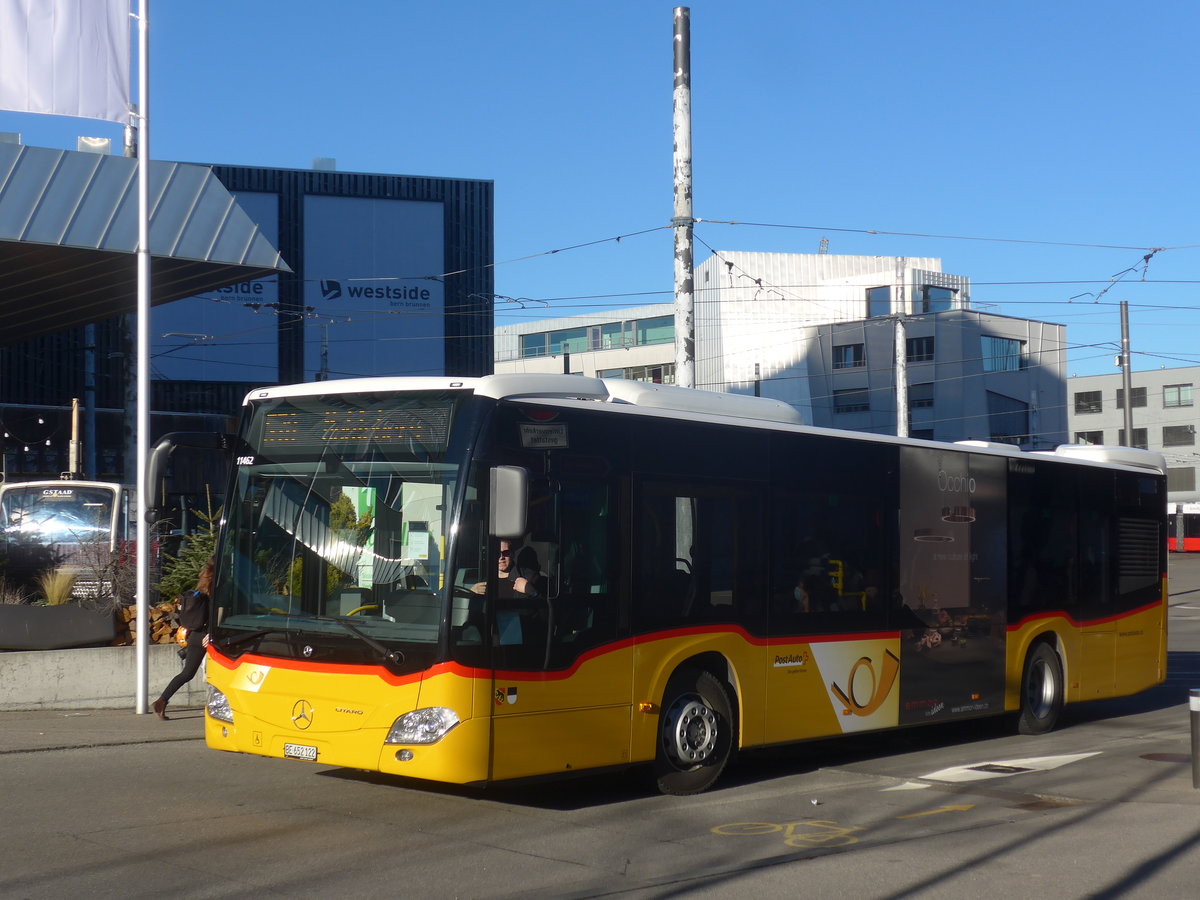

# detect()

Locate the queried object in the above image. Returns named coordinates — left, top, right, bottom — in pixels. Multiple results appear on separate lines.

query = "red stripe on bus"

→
left=1006, top=597, right=1164, bottom=632
left=209, top=624, right=905, bottom=685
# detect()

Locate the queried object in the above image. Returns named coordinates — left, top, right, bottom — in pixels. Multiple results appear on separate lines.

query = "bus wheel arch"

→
left=654, top=662, right=736, bottom=795
left=1017, top=638, right=1064, bottom=735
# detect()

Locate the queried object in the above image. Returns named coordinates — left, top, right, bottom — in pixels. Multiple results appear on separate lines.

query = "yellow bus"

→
left=166, top=374, right=1167, bottom=795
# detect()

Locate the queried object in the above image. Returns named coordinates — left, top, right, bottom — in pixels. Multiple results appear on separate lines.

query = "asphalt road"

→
left=3, top=555, right=1200, bottom=899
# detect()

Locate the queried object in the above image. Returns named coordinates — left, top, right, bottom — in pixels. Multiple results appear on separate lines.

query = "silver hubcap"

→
left=1027, top=659, right=1055, bottom=719
left=663, top=694, right=718, bottom=767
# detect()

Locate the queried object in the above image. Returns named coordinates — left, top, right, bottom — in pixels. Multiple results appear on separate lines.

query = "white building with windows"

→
left=495, top=253, right=1068, bottom=448
left=1067, top=366, right=1200, bottom=500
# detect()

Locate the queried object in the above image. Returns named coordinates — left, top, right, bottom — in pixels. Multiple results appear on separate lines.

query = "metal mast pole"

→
left=672, top=7, right=695, bottom=389
left=134, top=0, right=151, bottom=713
left=894, top=257, right=908, bottom=437
left=895, top=316, right=908, bottom=437
left=1120, top=300, right=1134, bottom=444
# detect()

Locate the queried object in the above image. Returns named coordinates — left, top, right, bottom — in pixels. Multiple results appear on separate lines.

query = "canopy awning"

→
left=0, top=142, right=290, bottom=343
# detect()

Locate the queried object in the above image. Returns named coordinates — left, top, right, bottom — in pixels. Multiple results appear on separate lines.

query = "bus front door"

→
left=488, top=579, right=632, bottom=781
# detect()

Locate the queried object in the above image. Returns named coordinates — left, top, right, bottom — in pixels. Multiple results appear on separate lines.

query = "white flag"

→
left=0, top=0, right=131, bottom=124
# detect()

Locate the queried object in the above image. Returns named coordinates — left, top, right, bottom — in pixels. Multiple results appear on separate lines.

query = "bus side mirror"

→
left=489, top=466, right=528, bottom=539
left=147, top=432, right=236, bottom=523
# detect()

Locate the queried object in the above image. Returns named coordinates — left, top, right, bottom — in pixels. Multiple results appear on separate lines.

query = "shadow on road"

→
left=313, top=654, right=1199, bottom=810
left=1063, top=649, right=1200, bottom=724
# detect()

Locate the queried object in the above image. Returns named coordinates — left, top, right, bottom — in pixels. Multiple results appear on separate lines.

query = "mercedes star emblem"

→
left=291, top=699, right=314, bottom=730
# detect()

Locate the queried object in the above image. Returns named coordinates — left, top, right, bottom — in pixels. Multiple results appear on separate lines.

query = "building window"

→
left=867, top=286, right=891, bottom=317
left=920, top=285, right=957, bottom=313
left=599, top=321, right=627, bottom=350
left=832, top=343, right=865, bottom=370
left=910, top=429, right=935, bottom=440
left=986, top=391, right=1029, bottom=446
left=522, top=316, right=674, bottom=358
left=599, top=363, right=675, bottom=385
left=1116, top=387, right=1147, bottom=409
left=909, top=382, right=934, bottom=409
left=833, top=388, right=869, bottom=413
left=544, top=326, right=589, bottom=356
left=634, top=316, right=674, bottom=346
left=1074, top=391, right=1103, bottom=414
left=1164, top=384, right=1194, bottom=408
left=906, top=336, right=935, bottom=363
left=1074, top=431, right=1104, bottom=445
left=981, top=336, right=1026, bottom=372
left=520, top=333, right=548, bottom=358
left=1118, top=428, right=1148, bottom=449
left=1163, top=425, right=1196, bottom=447
left=1169, top=468, right=1196, bottom=492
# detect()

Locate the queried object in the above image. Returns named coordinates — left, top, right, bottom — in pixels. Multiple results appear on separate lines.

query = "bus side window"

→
left=768, top=435, right=891, bottom=635
left=632, top=480, right=763, bottom=633
left=547, top=479, right=618, bottom=667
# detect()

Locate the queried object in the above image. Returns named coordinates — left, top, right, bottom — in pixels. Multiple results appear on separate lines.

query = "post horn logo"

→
left=830, top=650, right=900, bottom=717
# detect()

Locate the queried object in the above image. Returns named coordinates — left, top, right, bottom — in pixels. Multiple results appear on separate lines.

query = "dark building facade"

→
left=0, top=162, right=494, bottom=483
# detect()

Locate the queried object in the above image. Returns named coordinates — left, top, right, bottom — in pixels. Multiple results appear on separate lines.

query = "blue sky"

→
left=3, top=0, right=1198, bottom=378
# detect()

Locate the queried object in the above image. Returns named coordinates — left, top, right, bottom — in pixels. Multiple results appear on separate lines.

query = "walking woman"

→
left=152, top=557, right=213, bottom=720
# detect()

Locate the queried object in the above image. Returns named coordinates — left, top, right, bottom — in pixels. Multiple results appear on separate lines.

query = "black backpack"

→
left=177, top=590, right=208, bottom=631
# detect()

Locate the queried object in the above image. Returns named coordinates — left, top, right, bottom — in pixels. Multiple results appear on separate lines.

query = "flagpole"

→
left=134, top=0, right=151, bottom=713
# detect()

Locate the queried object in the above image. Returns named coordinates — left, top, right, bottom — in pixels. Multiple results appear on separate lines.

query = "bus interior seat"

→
left=671, top=564, right=697, bottom=617
left=384, top=591, right=439, bottom=626
left=331, top=587, right=373, bottom=617
left=516, top=544, right=547, bottom=597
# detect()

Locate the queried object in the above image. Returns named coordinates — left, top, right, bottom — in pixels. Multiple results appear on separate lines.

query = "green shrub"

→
left=158, top=502, right=220, bottom=600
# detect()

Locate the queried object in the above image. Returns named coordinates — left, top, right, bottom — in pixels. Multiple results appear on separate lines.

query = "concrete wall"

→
left=0, top=644, right=208, bottom=710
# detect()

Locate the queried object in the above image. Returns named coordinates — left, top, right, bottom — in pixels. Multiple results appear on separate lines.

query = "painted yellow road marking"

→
left=896, top=804, right=975, bottom=819
left=713, top=819, right=862, bottom=848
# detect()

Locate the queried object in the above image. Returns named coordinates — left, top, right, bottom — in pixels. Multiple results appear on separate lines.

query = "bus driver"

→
left=471, top=540, right=540, bottom=598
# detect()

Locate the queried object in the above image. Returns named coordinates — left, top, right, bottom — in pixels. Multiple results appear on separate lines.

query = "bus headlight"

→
left=206, top=685, right=234, bottom=724
left=385, top=707, right=460, bottom=744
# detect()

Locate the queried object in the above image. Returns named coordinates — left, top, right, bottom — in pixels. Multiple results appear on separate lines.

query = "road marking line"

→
left=919, top=752, right=1100, bottom=783
left=896, top=804, right=975, bottom=819
left=882, top=781, right=932, bottom=791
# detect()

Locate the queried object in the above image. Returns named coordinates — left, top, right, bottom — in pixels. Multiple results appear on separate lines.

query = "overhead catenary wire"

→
left=692, top=218, right=1187, bottom=253
left=18, top=215, right=1195, bottom=397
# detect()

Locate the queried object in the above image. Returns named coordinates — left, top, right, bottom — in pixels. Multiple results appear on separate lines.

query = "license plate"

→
left=283, top=742, right=318, bottom=761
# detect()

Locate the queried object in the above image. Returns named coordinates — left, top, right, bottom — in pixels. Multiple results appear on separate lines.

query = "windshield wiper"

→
left=305, top=614, right=407, bottom=670
left=214, top=615, right=406, bottom=672
left=214, top=626, right=291, bottom=652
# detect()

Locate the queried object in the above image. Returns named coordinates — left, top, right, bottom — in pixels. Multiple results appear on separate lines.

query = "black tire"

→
left=1017, top=641, right=1064, bottom=735
left=655, top=668, right=734, bottom=795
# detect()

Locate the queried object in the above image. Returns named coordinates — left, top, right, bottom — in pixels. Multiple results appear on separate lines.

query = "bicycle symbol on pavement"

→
left=712, top=819, right=863, bottom=849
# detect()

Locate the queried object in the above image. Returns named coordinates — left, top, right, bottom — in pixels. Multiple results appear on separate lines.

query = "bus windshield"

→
left=214, top=390, right=479, bottom=669
left=0, top=483, right=117, bottom=545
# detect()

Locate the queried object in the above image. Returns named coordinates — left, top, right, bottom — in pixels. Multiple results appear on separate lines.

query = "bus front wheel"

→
left=1018, top=642, right=1063, bottom=735
left=655, top=668, right=734, bottom=795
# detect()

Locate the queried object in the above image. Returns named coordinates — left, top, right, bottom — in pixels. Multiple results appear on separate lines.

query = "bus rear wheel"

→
left=655, top=668, right=734, bottom=795
left=1018, top=642, right=1063, bottom=735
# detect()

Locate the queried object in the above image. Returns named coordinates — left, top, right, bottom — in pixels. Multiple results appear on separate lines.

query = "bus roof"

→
left=244, top=373, right=803, bottom=425
left=241, top=374, right=1164, bottom=476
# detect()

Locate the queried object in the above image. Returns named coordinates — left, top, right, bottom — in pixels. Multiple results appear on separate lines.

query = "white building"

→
left=495, top=253, right=1068, bottom=448
left=1067, top=366, right=1200, bottom=500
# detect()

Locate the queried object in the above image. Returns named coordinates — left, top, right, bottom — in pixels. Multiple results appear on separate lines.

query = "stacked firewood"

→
left=113, top=601, right=181, bottom=645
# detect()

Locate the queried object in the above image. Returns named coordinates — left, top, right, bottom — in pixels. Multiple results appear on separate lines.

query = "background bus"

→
left=0, top=479, right=128, bottom=589
left=1168, top=502, right=1200, bottom=551
left=182, top=374, right=1168, bottom=795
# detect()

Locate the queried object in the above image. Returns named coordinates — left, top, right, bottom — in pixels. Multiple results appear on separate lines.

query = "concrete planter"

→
left=0, top=603, right=117, bottom=651
left=0, top=643, right=207, bottom=710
